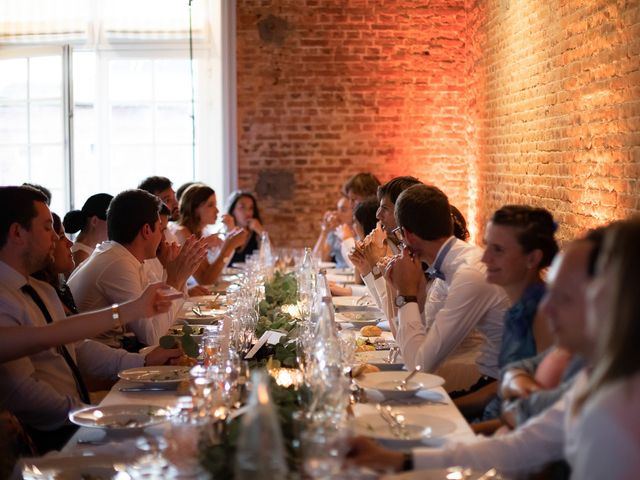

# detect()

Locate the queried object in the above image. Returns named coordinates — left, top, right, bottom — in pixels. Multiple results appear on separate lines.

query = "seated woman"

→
left=330, top=197, right=379, bottom=297
left=313, top=195, right=355, bottom=268
left=62, top=193, right=113, bottom=267
left=174, top=184, right=247, bottom=285
left=457, top=205, right=558, bottom=420
left=349, top=219, right=640, bottom=479
left=222, top=191, right=265, bottom=266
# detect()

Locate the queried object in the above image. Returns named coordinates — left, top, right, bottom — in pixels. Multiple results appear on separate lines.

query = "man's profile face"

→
left=376, top=195, right=397, bottom=232
left=24, top=201, right=57, bottom=273
left=539, top=242, right=592, bottom=355
left=158, top=188, right=179, bottom=221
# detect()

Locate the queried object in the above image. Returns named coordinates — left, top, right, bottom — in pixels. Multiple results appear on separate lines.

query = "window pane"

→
left=0, top=146, right=29, bottom=181
left=72, top=142, right=100, bottom=208
left=156, top=103, right=192, bottom=144
left=0, top=104, right=28, bottom=144
left=30, top=102, right=63, bottom=143
left=155, top=145, right=194, bottom=182
left=109, top=59, right=152, bottom=102
left=155, top=59, right=192, bottom=101
left=30, top=56, right=62, bottom=99
left=110, top=105, right=153, bottom=143
left=73, top=51, right=96, bottom=104
left=73, top=103, right=97, bottom=143
left=0, top=58, right=27, bottom=101
left=30, top=144, right=65, bottom=213
left=108, top=145, right=153, bottom=192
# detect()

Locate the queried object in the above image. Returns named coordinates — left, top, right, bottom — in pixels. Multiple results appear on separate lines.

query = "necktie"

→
left=21, top=284, right=91, bottom=404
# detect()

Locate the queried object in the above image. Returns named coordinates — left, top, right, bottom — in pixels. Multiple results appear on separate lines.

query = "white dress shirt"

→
left=68, top=241, right=175, bottom=347
left=413, top=371, right=640, bottom=479
left=0, top=260, right=143, bottom=431
left=396, top=237, right=508, bottom=381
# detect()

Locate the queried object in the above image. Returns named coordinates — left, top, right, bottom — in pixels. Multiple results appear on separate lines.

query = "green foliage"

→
left=159, top=321, right=199, bottom=358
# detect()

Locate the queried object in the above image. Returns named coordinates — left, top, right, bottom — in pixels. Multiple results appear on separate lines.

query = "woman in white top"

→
left=174, top=184, right=247, bottom=285
left=63, top=193, right=113, bottom=267
left=348, top=219, right=640, bottom=479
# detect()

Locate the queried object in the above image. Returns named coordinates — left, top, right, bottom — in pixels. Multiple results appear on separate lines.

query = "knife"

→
left=119, top=387, right=173, bottom=392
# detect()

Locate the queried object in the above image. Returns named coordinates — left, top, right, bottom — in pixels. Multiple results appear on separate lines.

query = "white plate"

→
left=326, top=267, right=355, bottom=276
left=355, top=371, right=445, bottom=399
left=118, top=365, right=190, bottom=385
left=332, top=295, right=376, bottom=307
left=354, top=350, right=404, bottom=371
left=319, top=261, right=337, bottom=269
left=69, top=404, right=170, bottom=431
left=352, top=411, right=456, bottom=445
left=22, top=455, right=123, bottom=480
left=336, top=311, right=383, bottom=326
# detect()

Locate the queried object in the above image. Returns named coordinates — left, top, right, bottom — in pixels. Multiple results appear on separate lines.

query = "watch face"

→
left=395, top=295, right=405, bottom=307
left=372, top=265, right=381, bottom=276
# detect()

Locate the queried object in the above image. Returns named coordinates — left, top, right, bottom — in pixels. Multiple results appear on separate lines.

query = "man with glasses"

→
left=385, top=184, right=508, bottom=394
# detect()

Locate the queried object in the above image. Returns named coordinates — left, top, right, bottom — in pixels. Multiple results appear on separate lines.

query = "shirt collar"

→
left=426, top=236, right=456, bottom=280
left=0, top=259, right=30, bottom=290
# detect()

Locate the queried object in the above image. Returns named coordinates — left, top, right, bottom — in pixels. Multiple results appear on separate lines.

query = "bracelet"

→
left=111, top=304, right=122, bottom=330
left=401, top=451, right=414, bottom=471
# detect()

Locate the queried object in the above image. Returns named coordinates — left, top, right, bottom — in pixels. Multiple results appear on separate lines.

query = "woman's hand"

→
left=500, top=369, right=542, bottom=400
left=247, top=218, right=264, bottom=234
left=221, top=213, right=236, bottom=231
left=224, top=227, right=249, bottom=250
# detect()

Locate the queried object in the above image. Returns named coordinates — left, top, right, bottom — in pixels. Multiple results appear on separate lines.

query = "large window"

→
left=0, top=0, right=230, bottom=215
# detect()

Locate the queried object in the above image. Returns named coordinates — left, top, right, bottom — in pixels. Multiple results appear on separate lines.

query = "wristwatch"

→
left=372, top=264, right=383, bottom=279
left=395, top=295, right=418, bottom=308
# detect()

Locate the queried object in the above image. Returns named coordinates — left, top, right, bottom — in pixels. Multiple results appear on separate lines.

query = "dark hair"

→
left=342, top=172, right=381, bottom=198
left=450, top=205, right=470, bottom=241
left=226, top=191, right=262, bottom=223
left=179, top=184, right=215, bottom=237
left=395, top=184, right=453, bottom=240
left=159, top=202, right=171, bottom=217
left=377, top=176, right=422, bottom=204
left=176, top=182, right=200, bottom=202
left=584, top=225, right=609, bottom=278
left=490, top=205, right=559, bottom=269
left=353, top=197, right=379, bottom=237
left=107, top=190, right=161, bottom=244
left=22, top=183, right=52, bottom=205
left=138, top=176, right=173, bottom=195
left=0, top=186, right=49, bottom=248
left=63, top=193, right=113, bottom=234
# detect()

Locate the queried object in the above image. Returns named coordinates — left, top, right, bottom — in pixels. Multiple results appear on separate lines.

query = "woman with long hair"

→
left=175, top=184, right=247, bottom=285
left=222, top=190, right=265, bottom=266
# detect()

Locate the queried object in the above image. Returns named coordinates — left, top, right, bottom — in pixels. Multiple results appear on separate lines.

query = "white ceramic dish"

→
left=69, top=404, right=170, bottom=431
left=326, top=267, right=355, bottom=276
left=355, top=371, right=445, bottom=400
left=352, top=411, right=455, bottom=446
left=332, top=295, right=377, bottom=307
left=118, top=365, right=190, bottom=385
left=336, top=311, right=383, bottom=326
left=354, top=350, right=405, bottom=371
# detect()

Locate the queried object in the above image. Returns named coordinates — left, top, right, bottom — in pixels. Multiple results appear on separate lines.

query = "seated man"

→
left=0, top=186, right=180, bottom=452
left=385, top=185, right=509, bottom=392
left=68, top=189, right=205, bottom=349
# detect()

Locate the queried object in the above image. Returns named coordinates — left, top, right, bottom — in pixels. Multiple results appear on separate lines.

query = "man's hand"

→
left=384, top=247, right=423, bottom=296
left=500, top=369, right=542, bottom=401
left=362, top=225, right=387, bottom=266
left=348, top=246, right=372, bottom=276
left=188, top=285, right=211, bottom=297
left=321, top=210, right=340, bottom=232
left=346, top=436, right=403, bottom=473
left=165, top=236, right=208, bottom=291
left=144, top=346, right=183, bottom=366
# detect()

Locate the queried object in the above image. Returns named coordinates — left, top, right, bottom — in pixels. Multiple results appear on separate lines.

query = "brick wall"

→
left=236, top=0, right=640, bottom=247
left=471, top=0, right=640, bottom=242
left=236, top=0, right=475, bottom=247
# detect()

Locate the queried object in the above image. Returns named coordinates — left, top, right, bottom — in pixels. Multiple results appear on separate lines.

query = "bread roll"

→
left=360, top=325, right=382, bottom=337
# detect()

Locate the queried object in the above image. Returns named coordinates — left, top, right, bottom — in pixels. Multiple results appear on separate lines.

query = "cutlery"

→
left=191, top=306, right=203, bottom=317
left=119, top=387, right=173, bottom=392
left=396, top=365, right=421, bottom=391
left=386, top=346, right=400, bottom=364
left=77, top=438, right=107, bottom=445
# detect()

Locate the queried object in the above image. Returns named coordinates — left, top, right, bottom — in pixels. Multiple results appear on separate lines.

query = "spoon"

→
left=396, top=365, right=421, bottom=391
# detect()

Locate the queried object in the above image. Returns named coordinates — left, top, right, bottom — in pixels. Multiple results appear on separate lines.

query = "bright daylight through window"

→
left=0, top=0, right=226, bottom=216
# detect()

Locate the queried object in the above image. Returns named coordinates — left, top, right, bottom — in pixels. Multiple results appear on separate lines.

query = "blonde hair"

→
left=575, top=218, right=640, bottom=411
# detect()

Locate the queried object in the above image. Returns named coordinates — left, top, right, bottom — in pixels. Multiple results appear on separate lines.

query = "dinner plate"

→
left=22, top=455, right=123, bottom=480
left=118, top=365, right=191, bottom=385
left=326, top=267, right=355, bottom=276
left=335, top=311, right=383, bottom=326
left=355, top=371, right=445, bottom=399
left=319, top=261, right=337, bottom=269
left=332, top=295, right=379, bottom=309
left=352, top=411, right=456, bottom=446
left=354, top=350, right=404, bottom=371
left=69, top=404, right=171, bottom=431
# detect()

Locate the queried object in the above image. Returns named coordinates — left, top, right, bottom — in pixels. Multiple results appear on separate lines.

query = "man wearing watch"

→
left=385, top=184, right=509, bottom=394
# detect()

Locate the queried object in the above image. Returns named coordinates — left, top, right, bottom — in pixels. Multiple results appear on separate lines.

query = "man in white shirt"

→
left=385, top=184, right=509, bottom=391
left=68, top=189, right=205, bottom=348
left=0, top=186, right=180, bottom=451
